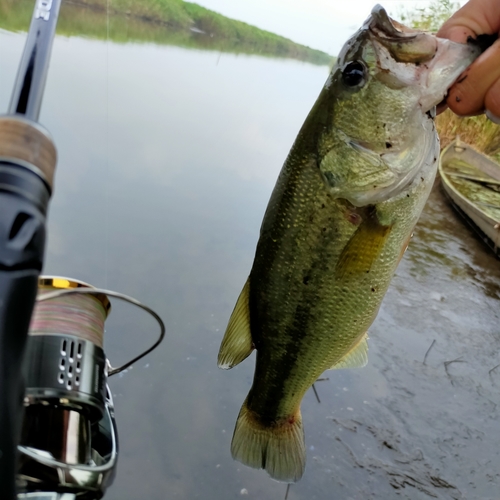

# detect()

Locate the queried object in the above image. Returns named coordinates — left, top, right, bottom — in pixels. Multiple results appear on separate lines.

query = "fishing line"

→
left=33, top=281, right=165, bottom=376
left=31, top=289, right=107, bottom=347
left=104, top=0, right=110, bottom=288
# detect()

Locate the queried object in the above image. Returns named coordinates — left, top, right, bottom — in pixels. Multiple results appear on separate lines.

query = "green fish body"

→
left=218, top=5, right=480, bottom=483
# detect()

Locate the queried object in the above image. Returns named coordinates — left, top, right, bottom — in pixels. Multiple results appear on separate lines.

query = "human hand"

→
left=437, top=0, right=500, bottom=123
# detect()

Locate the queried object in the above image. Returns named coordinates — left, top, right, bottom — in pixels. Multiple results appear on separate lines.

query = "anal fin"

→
left=218, top=278, right=254, bottom=369
left=329, top=333, right=369, bottom=370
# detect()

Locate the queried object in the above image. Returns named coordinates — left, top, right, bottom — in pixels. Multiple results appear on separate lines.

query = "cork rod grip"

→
left=0, top=116, right=57, bottom=190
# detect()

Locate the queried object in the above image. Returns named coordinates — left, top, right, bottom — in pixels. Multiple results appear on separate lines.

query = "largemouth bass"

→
left=218, top=5, right=480, bottom=483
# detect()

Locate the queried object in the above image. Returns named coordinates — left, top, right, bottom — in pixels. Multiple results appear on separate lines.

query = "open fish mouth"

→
left=366, top=5, right=480, bottom=112
left=369, top=4, right=439, bottom=64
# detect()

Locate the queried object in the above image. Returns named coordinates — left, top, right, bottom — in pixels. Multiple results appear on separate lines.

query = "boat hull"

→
left=439, top=140, right=500, bottom=257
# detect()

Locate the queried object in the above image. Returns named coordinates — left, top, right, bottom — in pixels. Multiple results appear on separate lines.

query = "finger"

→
left=446, top=38, right=500, bottom=116
left=437, top=0, right=500, bottom=40
left=437, top=24, right=477, bottom=43
left=436, top=100, right=449, bottom=115
left=485, top=76, right=500, bottom=122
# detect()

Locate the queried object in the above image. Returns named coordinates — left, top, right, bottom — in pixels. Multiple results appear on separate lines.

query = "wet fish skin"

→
left=218, top=5, right=480, bottom=483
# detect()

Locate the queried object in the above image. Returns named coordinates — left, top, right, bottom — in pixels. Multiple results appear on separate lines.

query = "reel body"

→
left=17, top=277, right=164, bottom=499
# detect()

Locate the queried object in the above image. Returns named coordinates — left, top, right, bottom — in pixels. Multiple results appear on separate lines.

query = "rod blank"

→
left=8, top=0, right=62, bottom=122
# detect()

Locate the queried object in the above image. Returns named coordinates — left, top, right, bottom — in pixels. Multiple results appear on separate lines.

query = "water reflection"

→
left=0, top=9, right=499, bottom=499
left=407, top=178, right=500, bottom=300
left=0, top=0, right=331, bottom=65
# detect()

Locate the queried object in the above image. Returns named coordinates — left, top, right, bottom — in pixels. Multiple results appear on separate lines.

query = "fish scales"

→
left=218, top=4, right=481, bottom=483
left=248, top=142, right=430, bottom=421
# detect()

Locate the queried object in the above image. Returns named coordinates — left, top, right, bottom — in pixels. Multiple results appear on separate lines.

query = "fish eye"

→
left=341, top=61, right=366, bottom=88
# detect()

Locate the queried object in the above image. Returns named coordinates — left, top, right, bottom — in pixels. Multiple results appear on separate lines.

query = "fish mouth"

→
left=368, top=5, right=438, bottom=64
left=366, top=5, right=480, bottom=111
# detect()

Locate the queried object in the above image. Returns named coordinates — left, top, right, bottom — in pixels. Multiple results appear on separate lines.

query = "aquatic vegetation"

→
left=398, top=0, right=460, bottom=32
left=436, top=112, right=500, bottom=159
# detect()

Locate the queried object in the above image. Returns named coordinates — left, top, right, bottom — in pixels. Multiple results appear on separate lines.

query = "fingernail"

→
left=486, top=110, right=500, bottom=125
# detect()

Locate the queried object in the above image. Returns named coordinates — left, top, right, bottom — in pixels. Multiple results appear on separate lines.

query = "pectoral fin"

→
left=329, top=333, right=369, bottom=370
left=218, top=278, right=254, bottom=369
left=336, top=210, right=392, bottom=279
left=398, top=231, right=413, bottom=264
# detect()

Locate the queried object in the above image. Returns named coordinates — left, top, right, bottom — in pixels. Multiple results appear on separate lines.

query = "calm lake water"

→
left=1, top=10, right=500, bottom=500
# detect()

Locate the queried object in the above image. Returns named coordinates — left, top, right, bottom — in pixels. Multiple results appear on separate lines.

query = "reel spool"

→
left=17, top=277, right=164, bottom=499
left=24, top=277, right=110, bottom=423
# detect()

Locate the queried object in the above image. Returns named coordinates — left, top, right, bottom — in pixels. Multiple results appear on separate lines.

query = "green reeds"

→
left=437, top=110, right=500, bottom=160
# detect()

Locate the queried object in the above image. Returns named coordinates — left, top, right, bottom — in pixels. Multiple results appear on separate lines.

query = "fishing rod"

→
left=0, top=2, right=165, bottom=499
left=0, top=0, right=62, bottom=497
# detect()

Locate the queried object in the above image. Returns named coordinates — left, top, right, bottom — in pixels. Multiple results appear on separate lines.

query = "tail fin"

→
left=230, top=399, right=305, bottom=482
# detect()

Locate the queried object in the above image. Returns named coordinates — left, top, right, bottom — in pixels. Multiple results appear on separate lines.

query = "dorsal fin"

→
left=217, top=278, right=254, bottom=369
left=329, top=333, right=369, bottom=370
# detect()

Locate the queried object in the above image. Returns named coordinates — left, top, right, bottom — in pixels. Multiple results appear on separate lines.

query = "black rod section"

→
left=8, top=0, right=62, bottom=121
left=0, top=157, right=52, bottom=499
